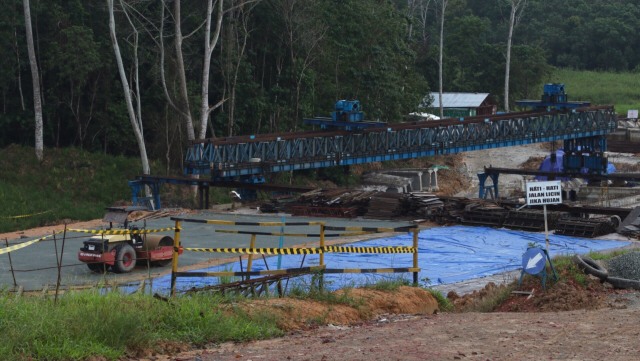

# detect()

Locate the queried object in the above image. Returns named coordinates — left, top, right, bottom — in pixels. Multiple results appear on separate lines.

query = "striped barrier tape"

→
left=174, top=266, right=419, bottom=278
left=171, top=217, right=323, bottom=227
left=322, top=267, right=421, bottom=274
left=183, top=246, right=415, bottom=255
left=0, top=234, right=54, bottom=255
left=323, top=246, right=415, bottom=254
left=0, top=210, right=52, bottom=219
left=214, top=229, right=369, bottom=238
left=67, top=227, right=176, bottom=235
left=186, top=247, right=322, bottom=255
left=174, top=266, right=325, bottom=278
left=324, top=225, right=417, bottom=233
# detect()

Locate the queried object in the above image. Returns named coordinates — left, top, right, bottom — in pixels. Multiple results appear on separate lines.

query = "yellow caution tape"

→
left=323, top=246, right=415, bottom=254
left=0, top=234, right=55, bottom=255
left=183, top=246, right=415, bottom=255
left=322, top=267, right=421, bottom=274
left=174, top=266, right=420, bottom=278
left=171, top=217, right=324, bottom=227
left=68, top=227, right=176, bottom=235
left=214, top=229, right=370, bottom=238
left=0, top=210, right=52, bottom=219
left=185, top=247, right=323, bottom=255
left=175, top=266, right=326, bottom=278
left=324, top=225, right=417, bottom=233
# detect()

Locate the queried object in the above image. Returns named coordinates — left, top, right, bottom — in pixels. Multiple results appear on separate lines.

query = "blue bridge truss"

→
left=184, top=106, right=617, bottom=179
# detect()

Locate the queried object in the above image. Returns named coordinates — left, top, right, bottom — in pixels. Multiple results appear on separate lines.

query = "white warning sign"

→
left=526, top=180, right=562, bottom=206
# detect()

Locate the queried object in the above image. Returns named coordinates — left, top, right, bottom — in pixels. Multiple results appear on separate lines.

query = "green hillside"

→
left=0, top=145, right=143, bottom=233
left=549, top=69, right=640, bottom=115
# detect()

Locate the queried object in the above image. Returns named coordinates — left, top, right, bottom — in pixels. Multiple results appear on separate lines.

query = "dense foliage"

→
left=1, top=0, right=637, bottom=169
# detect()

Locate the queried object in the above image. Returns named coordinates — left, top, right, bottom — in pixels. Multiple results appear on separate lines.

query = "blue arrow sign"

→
left=522, top=248, right=546, bottom=275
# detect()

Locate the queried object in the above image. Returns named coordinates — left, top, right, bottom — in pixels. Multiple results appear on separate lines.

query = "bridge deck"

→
left=185, top=107, right=617, bottom=178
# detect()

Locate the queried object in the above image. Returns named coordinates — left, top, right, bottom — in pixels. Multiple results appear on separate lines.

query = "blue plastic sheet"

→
left=139, top=226, right=630, bottom=294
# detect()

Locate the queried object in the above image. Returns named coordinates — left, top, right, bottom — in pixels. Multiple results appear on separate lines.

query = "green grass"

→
left=362, top=278, right=411, bottom=291
left=287, top=273, right=361, bottom=308
left=426, top=288, right=453, bottom=312
left=0, top=290, right=282, bottom=361
left=549, top=68, right=640, bottom=115
left=0, top=145, right=144, bottom=233
left=587, top=249, right=631, bottom=261
left=0, top=145, right=230, bottom=233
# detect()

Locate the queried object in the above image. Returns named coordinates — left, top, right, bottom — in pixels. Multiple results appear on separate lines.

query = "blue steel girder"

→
left=184, top=107, right=617, bottom=178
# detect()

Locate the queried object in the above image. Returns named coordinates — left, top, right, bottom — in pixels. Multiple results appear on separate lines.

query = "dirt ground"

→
left=135, top=282, right=640, bottom=361
left=192, top=309, right=640, bottom=361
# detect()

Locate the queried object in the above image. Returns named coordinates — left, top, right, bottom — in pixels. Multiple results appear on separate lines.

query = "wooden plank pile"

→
left=399, top=192, right=444, bottom=218
left=364, top=192, right=404, bottom=219
left=285, top=188, right=379, bottom=218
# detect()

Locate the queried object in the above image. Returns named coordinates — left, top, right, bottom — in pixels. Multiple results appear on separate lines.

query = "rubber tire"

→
left=606, top=276, right=640, bottom=290
left=113, top=243, right=137, bottom=273
left=87, top=262, right=106, bottom=273
left=573, top=254, right=608, bottom=280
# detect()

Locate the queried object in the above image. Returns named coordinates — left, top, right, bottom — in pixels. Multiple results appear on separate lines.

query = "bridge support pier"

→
left=478, top=172, right=499, bottom=199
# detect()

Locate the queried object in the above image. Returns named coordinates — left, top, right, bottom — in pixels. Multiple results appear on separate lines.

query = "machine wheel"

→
left=148, top=236, right=174, bottom=267
left=87, top=262, right=107, bottom=273
left=113, top=243, right=137, bottom=273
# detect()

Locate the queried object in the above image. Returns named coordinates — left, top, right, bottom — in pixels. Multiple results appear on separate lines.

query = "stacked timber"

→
left=400, top=192, right=444, bottom=218
left=364, top=192, right=404, bottom=219
left=461, top=201, right=509, bottom=227
left=285, top=188, right=379, bottom=218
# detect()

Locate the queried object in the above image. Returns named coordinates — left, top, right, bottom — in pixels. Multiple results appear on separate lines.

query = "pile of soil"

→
left=238, top=286, right=439, bottom=331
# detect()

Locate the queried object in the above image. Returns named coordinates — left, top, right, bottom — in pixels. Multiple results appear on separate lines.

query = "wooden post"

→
left=54, top=226, right=67, bottom=304
left=246, top=233, right=256, bottom=281
left=413, top=227, right=419, bottom=286
left=170, top=220, right=181, bottom=297
left=319, top=223, right=326, bottom=291
left=4, top=238, right=17, bottom=287
left=319, top=223, right=325, bottom=267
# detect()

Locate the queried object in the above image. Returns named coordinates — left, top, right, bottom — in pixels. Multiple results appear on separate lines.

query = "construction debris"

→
left=259, top=189, right=622, bottom=237
left=617, top=206, right=640, bottom=238
left=365, top=192, right=403, bottom=219
left=399, top=192, right=444, bottom=218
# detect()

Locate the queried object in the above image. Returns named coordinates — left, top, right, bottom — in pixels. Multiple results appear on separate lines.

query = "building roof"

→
left=428, top=92, right=490, bottom=108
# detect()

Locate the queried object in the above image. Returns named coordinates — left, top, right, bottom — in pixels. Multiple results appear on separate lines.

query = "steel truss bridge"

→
left=184, top=106, right=617, bottom=179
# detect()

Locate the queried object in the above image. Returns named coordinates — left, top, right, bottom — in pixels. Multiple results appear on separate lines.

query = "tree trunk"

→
left=23, top=0, right=43, bottom=161
left=504, top=4, right=516, bottom=112
left=504, top=0, right=526, bottom=113
left=438, top=0, right=447, bottom=119
left=199, top=0, right=225, bottom=140
left=14, top=28, right=26, bottom=111
left=107, top=0, right=150, bottom=175
left=173, top=0, right=196, bottom=141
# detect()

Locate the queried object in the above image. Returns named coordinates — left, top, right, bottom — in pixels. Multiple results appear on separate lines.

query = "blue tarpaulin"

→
left=141, top=226, right=629, bottom=294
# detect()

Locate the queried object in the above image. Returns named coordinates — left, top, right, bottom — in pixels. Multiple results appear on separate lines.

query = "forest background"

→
left=1, top=0, right=639, bottom=173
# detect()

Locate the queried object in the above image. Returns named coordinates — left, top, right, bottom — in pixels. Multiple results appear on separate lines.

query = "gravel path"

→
left=607, top=251, right=640, bottom=280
